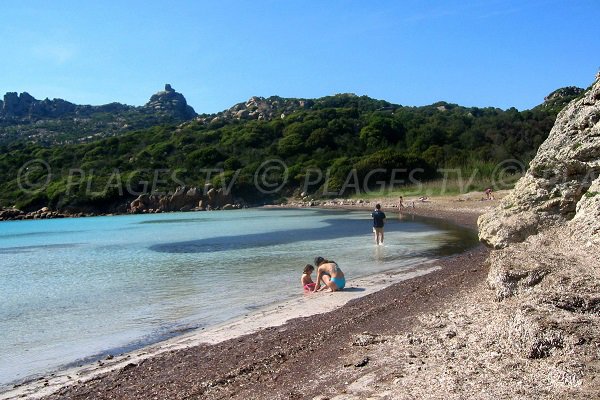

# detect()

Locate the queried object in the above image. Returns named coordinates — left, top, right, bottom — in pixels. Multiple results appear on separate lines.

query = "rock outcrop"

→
left=544, top=86, right=585, bottom=103
left=474, top=75, right=600, bottom=396
left=0, top=206, right=74, bottom=221
left=197, top=95, right=312, bottom=124
left=0, top=92, right=39, bottom=118
left=0, top=92, right=131, bottom=121
left=129, top=185, right=238, bottom=213
left=143, top=84, right=197, bottom=120
left=540, top=86, right=585, bottom=112
left=479, top=77, right=600, bottom=249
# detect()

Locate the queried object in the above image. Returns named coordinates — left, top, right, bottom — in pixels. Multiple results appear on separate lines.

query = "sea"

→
left=0, top=208, right=477, bottom=389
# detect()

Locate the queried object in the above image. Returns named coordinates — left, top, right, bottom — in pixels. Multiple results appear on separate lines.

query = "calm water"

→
left=0, top=208, right=476, bottom=387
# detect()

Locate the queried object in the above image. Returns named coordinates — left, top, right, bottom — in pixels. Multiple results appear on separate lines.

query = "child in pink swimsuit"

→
left=301, top=264, right=316, bottom=291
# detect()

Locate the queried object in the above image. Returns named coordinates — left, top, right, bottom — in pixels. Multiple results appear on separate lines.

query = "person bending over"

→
left=313, top=256, right=345, bottom=292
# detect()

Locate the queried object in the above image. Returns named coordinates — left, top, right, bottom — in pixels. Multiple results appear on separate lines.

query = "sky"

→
left=0, top=0, right=598, bottom=114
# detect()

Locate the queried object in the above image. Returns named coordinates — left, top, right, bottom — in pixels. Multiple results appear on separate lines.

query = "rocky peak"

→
left=0, top=91, right=133, bottom=123
left=538, top=86, right=585, bottom=112
left=0, top=91, right=81, bottom=120
left=544, top=86, right=584, bottom=102
left=144, top=84, right=197, bottom=120
left=1, top=92, right=36, bottom=118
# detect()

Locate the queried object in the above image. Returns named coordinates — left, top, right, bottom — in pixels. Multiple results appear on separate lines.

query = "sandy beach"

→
left=3, top=196, right=497, bottom=400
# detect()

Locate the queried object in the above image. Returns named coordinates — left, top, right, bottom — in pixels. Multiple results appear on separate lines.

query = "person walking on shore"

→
left=371, top=204, right=386, bottom=245
left=397, top=196, right=405, bottom=210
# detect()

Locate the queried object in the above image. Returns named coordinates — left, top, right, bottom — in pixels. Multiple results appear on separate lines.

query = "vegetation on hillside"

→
left=0, top=110, right=191, bottom=146
left=0, top=90, right=581, bottom=212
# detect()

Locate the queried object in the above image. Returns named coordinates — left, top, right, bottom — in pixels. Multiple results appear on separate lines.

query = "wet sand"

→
left=3, top=197, right=494, bottom=400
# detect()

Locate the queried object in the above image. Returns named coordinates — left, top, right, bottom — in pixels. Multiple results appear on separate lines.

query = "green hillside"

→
left=0, top=89, right=582, bottom=212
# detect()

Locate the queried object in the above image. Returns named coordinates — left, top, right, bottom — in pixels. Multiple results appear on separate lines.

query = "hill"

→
left=0, top=85, right=586, bottom=214
left=0, top=84, right=196, bottom=146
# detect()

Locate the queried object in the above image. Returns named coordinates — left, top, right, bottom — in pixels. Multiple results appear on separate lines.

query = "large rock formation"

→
left=480, top=75, right=600, bottom=298
left=479, top=77, right=600, bottom=249
left=0, top=92, right=38, bottom=118
left=475, top=75, right=600, bottom=394
left=143, top=84, right=197, bottom=120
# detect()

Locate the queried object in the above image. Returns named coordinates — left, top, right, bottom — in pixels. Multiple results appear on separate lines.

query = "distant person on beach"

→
left=371, top=204, right=386, bottom=245
left=312, top=256, right=345, bottom=292
left=485, top=188, right=494, bottom=200
left=397, top=196, right=405, bottom=210
left=301, top=264, right=316, bottom=291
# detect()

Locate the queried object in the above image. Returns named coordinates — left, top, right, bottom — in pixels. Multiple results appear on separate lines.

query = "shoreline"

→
left=1, top=262, right=443, bottom=400
left=0, top=189, right=504, bottom=223
left=1, top=197, right=493, bottom=399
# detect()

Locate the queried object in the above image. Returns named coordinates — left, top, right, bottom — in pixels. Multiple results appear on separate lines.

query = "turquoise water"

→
left=0, top=208, right=476, bottom=388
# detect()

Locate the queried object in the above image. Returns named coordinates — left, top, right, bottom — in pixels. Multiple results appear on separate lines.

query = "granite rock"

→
left=129, top=186, right=237, bottom=213
left=143, top=84, right=197, bottom=120
left=479, top=76, right=600, bottom=248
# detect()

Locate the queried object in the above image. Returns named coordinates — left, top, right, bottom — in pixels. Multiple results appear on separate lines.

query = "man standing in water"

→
left=371, top=204, right=386, bottom=245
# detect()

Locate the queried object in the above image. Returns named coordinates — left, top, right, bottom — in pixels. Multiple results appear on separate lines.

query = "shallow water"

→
left=0, top=208, right=477, bottom=387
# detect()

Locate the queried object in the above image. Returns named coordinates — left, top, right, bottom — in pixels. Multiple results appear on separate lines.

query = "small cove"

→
left=0, top=208, right=478, bottom=389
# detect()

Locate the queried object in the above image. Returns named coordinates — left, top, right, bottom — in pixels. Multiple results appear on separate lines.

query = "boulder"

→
left=169, top=186, right=189, bottom=211
left=129, top=185, right=237, bottom=214
left=185, top=187, right=202, bottom=203
left=0, top=208, right=24, bottom=220
left=235, top=109, right=249, bottom=119
left=206, top=188, right=217, bottom=202
left=478, top=209, right=540, bottom=249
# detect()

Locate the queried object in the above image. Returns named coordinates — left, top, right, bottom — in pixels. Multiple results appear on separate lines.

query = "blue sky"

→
left=0, top=0, right=598, bottom=113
